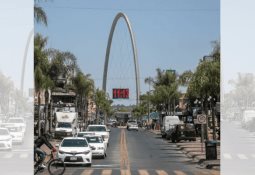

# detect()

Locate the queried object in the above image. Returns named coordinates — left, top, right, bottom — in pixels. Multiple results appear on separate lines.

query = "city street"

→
left=40, top=127, right=219, bottom=175
left=222, top=120, right=255, bottom=175
left=0, top=118, right=33, bottom=175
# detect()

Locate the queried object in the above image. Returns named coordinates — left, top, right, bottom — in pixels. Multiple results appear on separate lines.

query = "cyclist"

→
left=34, top=133, right=56, bottom=170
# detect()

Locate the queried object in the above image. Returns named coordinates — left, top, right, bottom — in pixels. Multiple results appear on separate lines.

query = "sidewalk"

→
left=147, top=129, right=220, bottom=170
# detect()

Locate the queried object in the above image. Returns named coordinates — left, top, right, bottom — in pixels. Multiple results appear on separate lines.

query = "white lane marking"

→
left=92, top=164, right=119, bottom=167
left=20, top=153, right=29, bottom=159
left=3, top=153, right=13, bottom=159
left=138, top=169, right=150, bottom=175
left=174, top=170, right=187, bottom=175
left=223, top=153, right=232, bottom=159
left=237, top=154, right=248, bottom=160
left=101, top=169, right=112, bottom=175
left=156, top=170, right=168, bottom=175
left=81, top=169, right=93, bottom=175
left=12, top=149, right=31, bottom=152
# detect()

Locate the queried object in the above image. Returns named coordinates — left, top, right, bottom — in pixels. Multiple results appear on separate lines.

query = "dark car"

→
left=169, top=123, right=196, bottom=143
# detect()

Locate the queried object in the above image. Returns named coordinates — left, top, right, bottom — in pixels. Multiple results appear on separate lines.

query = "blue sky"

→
left=36, top=0, right=220, bottom=105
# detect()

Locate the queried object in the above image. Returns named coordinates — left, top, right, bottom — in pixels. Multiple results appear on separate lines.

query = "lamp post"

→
left=44, top=90, right=49, bottom=134
left=208, top=96, right=216, bottom=140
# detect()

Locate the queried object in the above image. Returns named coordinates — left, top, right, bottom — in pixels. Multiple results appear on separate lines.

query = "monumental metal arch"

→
left=102, top=12, right=141, bottom=105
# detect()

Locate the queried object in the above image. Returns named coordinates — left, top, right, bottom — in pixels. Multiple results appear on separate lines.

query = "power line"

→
left=43, top=5, right=219, bottom=12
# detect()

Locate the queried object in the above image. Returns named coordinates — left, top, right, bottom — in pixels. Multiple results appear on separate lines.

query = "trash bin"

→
left=205, top=140, right=217, bottom=160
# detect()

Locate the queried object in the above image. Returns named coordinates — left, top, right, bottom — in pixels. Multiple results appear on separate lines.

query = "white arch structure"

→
left=21, top=29, right=34, bottom=95
left=102, top=12, right=140, bottom=105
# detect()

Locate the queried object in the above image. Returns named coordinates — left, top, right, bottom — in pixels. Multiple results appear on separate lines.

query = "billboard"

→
left=112, top=88, right=129, bottom=99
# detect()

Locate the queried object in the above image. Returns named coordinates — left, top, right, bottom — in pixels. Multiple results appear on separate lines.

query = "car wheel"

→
left=162, top=135, right=166, bottom=138
left=87, top=163, right=92, bottom=167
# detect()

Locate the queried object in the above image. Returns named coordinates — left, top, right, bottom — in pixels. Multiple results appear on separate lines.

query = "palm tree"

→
left=34, top=34, right=53, bottom=136
left=34, top=0, right=47, bottom=26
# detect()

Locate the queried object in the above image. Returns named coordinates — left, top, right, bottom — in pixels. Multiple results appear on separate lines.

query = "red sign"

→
left=112, top=89, right=129, bottom=99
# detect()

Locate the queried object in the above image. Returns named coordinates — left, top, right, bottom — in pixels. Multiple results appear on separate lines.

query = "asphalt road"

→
left=222, top=120, right=255, bottom=175
left=42, top=127, right=219, bottom=175
left=0, top=118, right=33, bottom=175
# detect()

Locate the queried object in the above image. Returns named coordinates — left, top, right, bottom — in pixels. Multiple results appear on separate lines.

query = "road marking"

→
left=81, top=169, right=93, bottom=175
left=92, top=164, right=119, bottom=167
left=20, top=153, right=28, bottom=159
left=223, top=153, right=232, bottom=159
left=101, top=169, right=112, bottom=175
left=138, top=169, right=150, bottom=175
left=174, top=170, right=187, bottom=175
left=3, top=153, right=13, bottom=159
left=156, top=170, right=168, bottom=175
left=121, top=169, right=131, bottom=175
left=120, top=129, right=130, bottom=172
left=237, top=154, right=248, bottom=160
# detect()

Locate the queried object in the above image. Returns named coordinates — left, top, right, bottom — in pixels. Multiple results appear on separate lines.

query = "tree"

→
left=95, top=89, right=112, bottom=124
left=34, top=33, right=53, bottom=135
left=73, top=71, right=94, bottom=128
left=187, top=41, right=220, bottom=110
left=34, top=0, right=47, bottom=26
left=145, top=68, right=180, bottom=114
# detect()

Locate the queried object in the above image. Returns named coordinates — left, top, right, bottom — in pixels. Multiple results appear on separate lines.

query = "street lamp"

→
left=44, top=90, right=49, bottom=134
left=208, top=96, right=216, bottom=140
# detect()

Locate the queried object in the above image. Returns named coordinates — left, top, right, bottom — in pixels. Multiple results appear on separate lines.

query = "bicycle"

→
left=34, top=149, right=66, bottom=175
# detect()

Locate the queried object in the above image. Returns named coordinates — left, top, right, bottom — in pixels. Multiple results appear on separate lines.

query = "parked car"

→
left=86, top=125, right=110, bottom=146
left=0, top=128, right=12, bottom=150
left=84, top=135, right=107, bottom=159
left=56, top=137, right=93, bottom=166
left=6, top=117, right=26, bottom=133
left=1, top=123, right=24, bottom=144
left=126, top=120, right=138, bottom=131
left=169, top=123, right=196, bottom=143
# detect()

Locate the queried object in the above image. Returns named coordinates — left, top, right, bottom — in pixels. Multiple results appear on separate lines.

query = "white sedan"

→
left=86, top=125, right=110, bottom=146
left=0, top=128, right=12, bottom=150
left=7, top=117, right=26, bottom=133
left=1, top=123, right=24, bottom=144
left=84, top=135, right=107, bottom=159
left=57, top=137, right=93, bottom=166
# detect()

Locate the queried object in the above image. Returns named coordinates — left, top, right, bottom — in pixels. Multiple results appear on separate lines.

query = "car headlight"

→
left=58, top=150, right=65, bottom=154
left=82, top=150, right=91, bottom=155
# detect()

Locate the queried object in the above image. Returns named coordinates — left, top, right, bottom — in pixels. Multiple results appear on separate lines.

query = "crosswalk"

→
left=223, top=153, right=255, bottom=160
left=62, top=168, right=220, bottom=175
left=0, top=152, right=31, bottom=160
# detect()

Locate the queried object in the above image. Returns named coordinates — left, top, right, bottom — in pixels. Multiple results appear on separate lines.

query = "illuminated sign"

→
left=112, top=88, right=129, bottom=99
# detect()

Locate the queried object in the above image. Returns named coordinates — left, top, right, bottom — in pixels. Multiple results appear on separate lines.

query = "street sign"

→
left=197, top=114, right=207, bottom=124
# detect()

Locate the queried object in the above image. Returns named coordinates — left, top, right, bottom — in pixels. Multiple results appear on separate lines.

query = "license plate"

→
left=70, top=156, right=77, bottom=161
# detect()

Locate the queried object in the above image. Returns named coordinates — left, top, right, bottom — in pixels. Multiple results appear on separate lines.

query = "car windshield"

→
left=8, top=119, right=24, bottom=123
left=0, top=129, right=9, bottom=135
left=87, top=126, right=106, bottom=132
left=61, top=139, right=88, bottom=147
left=58, top=122, right=71, bottom=128
left=85, top=137, right=103, bottom=143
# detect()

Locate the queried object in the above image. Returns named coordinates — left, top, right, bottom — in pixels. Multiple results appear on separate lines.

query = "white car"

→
left=57, top=137, right=93, bottom=166
left=0, top=123, right=24, bottom=144
left=84, top=135, right=107, bottom=159
left=86, top=125, right=110, bottom=146
left=0, top=128, right=12, bottom=150
left=127, top=120, right=139, bottom=131
left=7, top=117, right=26, bottom=133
